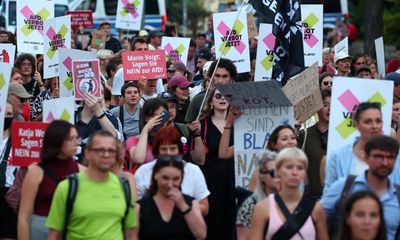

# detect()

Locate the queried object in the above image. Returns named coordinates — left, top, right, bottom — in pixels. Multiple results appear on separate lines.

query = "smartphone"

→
left=153, top=111, right=170, bottom=132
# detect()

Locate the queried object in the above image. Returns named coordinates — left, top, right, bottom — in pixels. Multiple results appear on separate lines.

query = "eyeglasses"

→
left=21, top=62, right=33, bottom=67
left=259, top=168, right=275, bottom=178
left=322, top=81, right=332, bottom=86
left=67, top=136, right=82, bottom=145
left=87, top=147, right=117, bottom=156
left=214, top=93, right=223, bottom=99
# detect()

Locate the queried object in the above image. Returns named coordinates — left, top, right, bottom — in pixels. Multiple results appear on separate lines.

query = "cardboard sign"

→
left=44, top=15, right=71, bottom=79
left=115, top=0, right=144, bottom=30
left=90, top=30, right=107, bottom=50
left=213, top=11, right=251, bottom=73
left=247, top=13, right=258, bottom=39
left=301, top=4, right=323, bottom=67
left=72, top=59, right=101, bottom=100
left=160, top=37, right=191, bottom=66
left=17, top=0, right=54, bottom=54
left=282, top=63, right=323, bottom=122
left=0, top=44, right=16, bottom=65
left=10, top=122, right=49, bottom=166
left=43, top=97, right=75, bottom=124
left=254, top=23, right=274, bottom=81
left=0, top=62, right=12, bottom=139
left=122, top=50, right=167, bottom=80
left=374, top=37, right=385, bottom=77
left=327, top=77, right=393, bottom=163
left=334, top=37, right=349, bottom=56
left=59, top=49, right=97, bottom=97
left=218, top=81, right=294, bottom=188
left=216, top=80, right=292, bottom=108
left=66, top=10, right=93, bottom=29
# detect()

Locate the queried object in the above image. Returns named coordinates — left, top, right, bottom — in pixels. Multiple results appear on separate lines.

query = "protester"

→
left=98, top=21, right=122, bottom=53
left=30, top=77, right=60, bottom=121
left=137, top=155, right=207, bottom=239
left=366, top=57, right=380, bottom=79
left=167, top=76, right=193, bottom=123
left=18, top=120, right=84, bottom=240
left=10, top=68, right=23, bottom=84
left=322, top=135, right=400, bottom=240
left=334, top=52, right=352, bottom=77
left=319, top=72, right=333, bottom=91
left=147, top=30, right=163, bottom=49
left=387, top=43, right=400, bottom=74
left=356, top=65, right=372, bottom=79
left=121, top=36, right=131, bottom=50
left=186, top=40, right=197, bottom=75
left=14, top=53, right=45, bottom=99
left=336, top=191, right=387, bottom=240
left=97, top=49, right=114, bottom=82
left=351, top=54, right=367, bottom=76
left=392, top=98, right=400, bottom=133
left=320, top=47, right=336, bottom=74
left=7, top=83, right=33, bottom=121
left=47, top=130, right=137, bottom=239
left=249, top=147, right=329, bottom=240
left=384, top=72, right=400, bottom=100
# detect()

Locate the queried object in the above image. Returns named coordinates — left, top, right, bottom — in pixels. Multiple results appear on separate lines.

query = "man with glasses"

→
left=322, top=135, right=400, bottom=240
left=47, top=130, right=137, bottom=240
left=334, top=52, right=352, bottom=77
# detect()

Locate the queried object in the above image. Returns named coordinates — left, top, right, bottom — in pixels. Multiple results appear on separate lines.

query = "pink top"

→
left=125, top=136, right=154, bottom=164
left=265, top=194, right=316, bottom=240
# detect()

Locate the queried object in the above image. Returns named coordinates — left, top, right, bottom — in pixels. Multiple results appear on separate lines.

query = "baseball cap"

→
left=356, top=65, right=372, bottom=75
left=98, top=21, right=110, bottom=29
left=384, top=72, right=400, bottom=86
left=168, top=62, right=187, bottom=72
left=138, top=30, right=149, bottom=37
left=196, top=32, right=206, bottom=38
left=198, top=50, right=212, bottom=61
left=8, top=83, right=33, bottom=98
left=148, top=30, right=164, bottom=39
left=169, top=76, right=194, bottom=88
left=97, top=49, right=114, bottom=60
left=158, top=91, right=178, bottom=103
left=334, top=52, right=352, bottom=64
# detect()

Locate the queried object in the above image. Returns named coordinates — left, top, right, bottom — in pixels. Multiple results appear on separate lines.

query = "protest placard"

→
left=0, top=62, right=12, bottom=139
left=217, top=81, right=294, bottom=188
left=122, top=50, right=167, bottom=80
left=90, top=30, right=107, bottom=50
left=72, top=59, right=101, bottom=100
left=254, top=23, right=274, bottom=81
left=44, top=15, right=71, bottom=79
left=160, top=37, right=191, bottom=66
left=10, top=122, right=49, bottom=166
left=247, top=13, right=258, bottom=39
left=116, top=0, right=144, bottom=30
left=17, top=0, right=54, bottom=54
left=66, top=10, right=93, bottom=29
left=43, top=97, right=75, bottom=124
left=301, top=4, right=323, bottom=67
left=282, top=63, right=323, bottom=122
left=334, top=37, right=349, bottom=56
left=374, top=37, right=386, bottom=77
left=213, top=11, right=250, bottom=73
left=0, top=44, right=16, bottom=65
left=59, top=49, right=97, bottom=97
left=327, top=77, right=393, bottom=161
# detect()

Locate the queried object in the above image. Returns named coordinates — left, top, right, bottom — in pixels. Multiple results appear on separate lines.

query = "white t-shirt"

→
left=135, top=160, right=210, bottom=200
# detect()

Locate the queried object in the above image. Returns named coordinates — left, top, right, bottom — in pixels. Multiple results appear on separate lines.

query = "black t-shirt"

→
left=23, top=78, right=41, bottom=100
left=105, top=37, right=122, bottom=53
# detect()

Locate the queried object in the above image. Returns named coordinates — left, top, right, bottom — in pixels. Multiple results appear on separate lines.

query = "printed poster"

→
left=115, top=0, right=144, bottom=30
left=301, top=4, right=323, bottom=67
left=17, top=0, right=54, bottom=54
left=334, top=37, right=349, bottom=56
left=10, top=122, right=49, bottom=166
left=72, top=59, right=101, bottom=100
left=59, top=48, right=96, bottom=97
left=43, top=15, right=71, bottom=79
left=160, top=37, right=191, bottom=66
left=0, top=44, right=16, bottom=65
left=43, top=97, right=75, bottom=124
left=254, top=24, right=274, bottom=81
left=122, top=50, right=167, bottom=80
left=327, top=77, right=393, bottom=161
left=66, top=10, right=93, bottom=29
left=0, top=62, right=12, bottom=139
left=374, top=37, right=385, bottom=77
left=213, top=11, right=250, bottom=73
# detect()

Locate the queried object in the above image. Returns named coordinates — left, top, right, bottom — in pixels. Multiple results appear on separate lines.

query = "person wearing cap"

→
left=384, top=72, right=400, bottom=100
left=193, top=49, right=212, bottom=85
left=167, top=76, right=194, bottom=123
left=138, top=29, right=149, bottom=38
left=166, top=62, right=192, bottom=85
left=356, top=65, right=372, bottom=79
left=98, top=21, right=122, bottom=53
left=334, top=52, right=352, bottom=76
left=147, top=30, right=164, bottom=49
left=97, top=49, right=114, bottom=82
left=8, top=83, right=33, bottom=121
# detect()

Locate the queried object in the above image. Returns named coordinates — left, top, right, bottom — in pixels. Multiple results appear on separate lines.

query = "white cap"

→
left=138, top=30, right=149, bottom=37
left=334, top=52, right=352, bottom=64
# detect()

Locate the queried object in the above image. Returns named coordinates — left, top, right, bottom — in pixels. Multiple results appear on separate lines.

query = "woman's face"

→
left=60, top=128, right=79, bottom=158
left=347, top=197, right=381, bottom=240
left=211, top=89, right=229, bottom=111
left=355, top=109, right=382, bottom=140
left=20, top=59, right=33, bottom=76
left=277, top=158, right=306, bottom=188
left=392, top=103, right=400, bottom=124
left=49, top=77, right=59, bottom=97
left=323, top=51, right=330, bottom=65
left=11, top=72, right=23, bottom=84
left=273, top=128, right=297, bottom=151
left=259, top=161, right=280, bottom=193
left=159, top=144, right=180, bottom=156
left=174, top=86, right=190, bottom=101
left=154, top=166, right=182, bottom=196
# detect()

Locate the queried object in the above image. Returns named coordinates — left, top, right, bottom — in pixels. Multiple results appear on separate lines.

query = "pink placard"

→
left=72, top=59, right=101, bottom=100
left=66, top=10, right=93, bottom=29
left=122, top=50, right=167, bottom=80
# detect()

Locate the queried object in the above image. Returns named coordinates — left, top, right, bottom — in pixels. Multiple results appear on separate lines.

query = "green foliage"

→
left=383, top=1, right=400, bottom=44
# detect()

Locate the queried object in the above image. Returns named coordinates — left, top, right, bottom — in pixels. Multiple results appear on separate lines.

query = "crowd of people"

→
left=1, top=8, right=400, bottom=240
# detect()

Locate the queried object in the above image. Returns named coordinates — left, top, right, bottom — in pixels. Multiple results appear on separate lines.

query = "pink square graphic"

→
left=338, top=89, right=360, bottom=113
left=263, top=33, right=276, bottom=50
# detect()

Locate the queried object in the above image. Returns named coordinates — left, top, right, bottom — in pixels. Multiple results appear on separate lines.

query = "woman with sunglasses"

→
left=324, top=102, right=384, bottom=193
left=137, top=155, right=207, bottom=240
left=249, top=148, right=329, bottom=240
left=236, top=150, right=280, bottom=240
left=18, top=120, right=85, bottom=240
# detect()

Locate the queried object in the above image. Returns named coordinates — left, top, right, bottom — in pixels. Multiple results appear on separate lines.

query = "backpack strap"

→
left=38, top=162, right=62, bottom=184
left=63, top=174, right=79, bottom=240
left=119, top=173, right=132, bottom=230
left=393, top=184, right=400, bottom=239
left=271, top=193, right=317, bottom=240
left=119, top=105, right=124, bottom=130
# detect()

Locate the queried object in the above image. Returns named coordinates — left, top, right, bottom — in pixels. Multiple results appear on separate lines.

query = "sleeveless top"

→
left=139, top=194, right=195, bottom=240
left=265, top=194, right=316, bottom=240
left=34, top=158, right=79, bottom=216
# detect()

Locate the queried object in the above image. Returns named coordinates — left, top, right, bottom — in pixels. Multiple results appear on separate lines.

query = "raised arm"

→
left=219, top=107, right=241, bottom=160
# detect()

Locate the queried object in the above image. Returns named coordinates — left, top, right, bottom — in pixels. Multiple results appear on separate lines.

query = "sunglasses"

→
left=214, top=93, right=223, bottom=99
left=259, top=169, right=275, bottom=178
left=322, top=81, right=332, bottom=86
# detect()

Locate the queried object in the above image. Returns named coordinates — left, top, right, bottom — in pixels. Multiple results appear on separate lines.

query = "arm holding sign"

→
left=219, top=107, right=241, bottom=160
left=83, top=93, right=116, bottom=136
left=189, top=120, right=206, bottom=165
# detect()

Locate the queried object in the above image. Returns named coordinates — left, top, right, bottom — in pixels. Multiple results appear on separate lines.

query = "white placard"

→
left=0, top=63, right=12, bottom=138
left=115, top=0, right=144, bottom=30
left=43, top=97, right=75, bottom=124
left=254, top=24, right=274, bottom=81
left=334, top=37, right=348, bottom=56
left=374, top=37, right=386, bottom=77
left=0, top=44, right=16, bottom=65
left=160, top=37, right=191, bottom=66
left=301, top=4, right=323, bottom=67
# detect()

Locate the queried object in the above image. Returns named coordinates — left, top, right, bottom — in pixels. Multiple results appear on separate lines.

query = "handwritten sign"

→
left=10, top=122, right=48, bottom=166
left=247, top=13, right=258, bottom=39
left=301, top=4, right=323, bottom=66
left=115, top=0, right=144, bottom=30
left=160, top=37, right=191, bottom=66
left=282, top=63, right=323, bottom=122
left=66, top=10, right=93, bottom=29
left=72, top=59, right=101, bottom=100
left=43, top=97, right=75, bottom=124
left=122, top=50, right=166, bottom=80
left=0, top=62, right=12, bottom=139
left=17, top=0, right=54, bottom=54
left=0, top=44, right=16, bottom=65
left=254, top=24, right=274, bottom=81
left=213, top=10, right=250, bottom=73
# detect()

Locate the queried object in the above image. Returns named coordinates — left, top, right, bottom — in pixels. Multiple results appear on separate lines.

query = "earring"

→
left=210, top=105, right=214, bottom=110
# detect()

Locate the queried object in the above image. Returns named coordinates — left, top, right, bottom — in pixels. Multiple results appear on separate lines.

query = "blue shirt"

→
left=321, top=171, right=400, bottom=240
